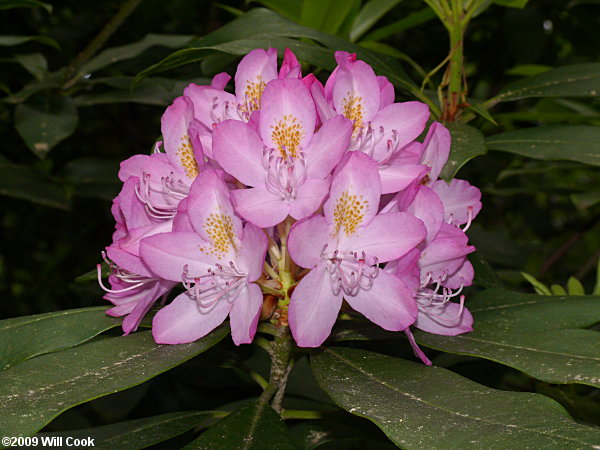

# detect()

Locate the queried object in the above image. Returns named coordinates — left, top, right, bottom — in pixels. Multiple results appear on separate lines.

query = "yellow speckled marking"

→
left=271, top=114, right=304, bottom=158
left=199, top=209, right=237, bottom=258
left=333, top=190, right=368, bottom=236
left=341, top=93, right=365, bottom=137
left=243, top=75, right=266, bottom=113
left=177, top=134, right=198, bottom=179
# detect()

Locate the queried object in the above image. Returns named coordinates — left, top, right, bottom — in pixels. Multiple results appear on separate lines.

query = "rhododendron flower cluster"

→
left=98, top=48, right=481, bottom=363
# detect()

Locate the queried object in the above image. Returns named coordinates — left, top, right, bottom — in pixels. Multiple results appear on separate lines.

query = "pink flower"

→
left=386, top=184, right=476, bottom=337
left=287, top=152, right=427, bottom=347
left=212, top=78, right=353, bottom=227
left=120, top=96, right=205, bottom=219
left=311, top=51, right=430, bottom=194
left=99, top=178, right=176, bottom=334
left=139, top=169, right=267, bottom=345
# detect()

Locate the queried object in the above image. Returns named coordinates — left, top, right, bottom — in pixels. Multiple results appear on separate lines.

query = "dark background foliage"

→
left=1, top=0, right=599, bottom=445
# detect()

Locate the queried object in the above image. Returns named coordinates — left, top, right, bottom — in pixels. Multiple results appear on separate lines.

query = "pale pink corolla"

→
left=386, top=184, right=476, bottom=337
left=287, top=152, right=427, bottom=347
left=139, top=169, right=267, bottom=345
left=120, top=96, right=205, bottom=220
left=100, top=178, right=176, bottom=334
left=212, top=78, right=353, bottom=227
left=183, top=48, right=303, bottom=158
left=311, top=51, right=429, bottom=194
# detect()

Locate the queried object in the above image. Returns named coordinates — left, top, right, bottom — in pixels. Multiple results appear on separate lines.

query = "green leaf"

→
left=300, top=0, right=359, bottom=36
left=0, top=162, right=70, bottom=209
left=439, top=122, right=487, bottom=180
left=350, top=0, right=403, bottom=42
left=14, top=52, right=47, bottom=81
left=80, top=34, right=195, bottom=75
left=494, top=0, right=530, bottom=7
left=0, top=0, right=52, bottom=13
left=415, top=289, right=600, bottom=388
left=183, top=399, right=295, bottom=449
left=486, top=125, right=600, bottom=167
left=470, top=253, right=504, bottom=289
left=74, top=77, right=211, bottom=107
left=0, top=34, right=59, bottom=48
left=594, top=257, right=600, bottom=296
left=14, top=94, right=78, bottom=157
left=505, top=64, right=552, bottom=77
left=360, top=7, right=435, bottom=42
left=0, top=328, right=227, bottom=437
left=248, top=0, right=302, bottom=20
left=567, top=277, right=586, bottom=295
left=137, top=9, right=423, bottom=106
left=466, top=103, right=497, bottom=125
left=312, top=347, right=600, bottom=448
left=521, top=272, right=552, bottom=295
left=0, top=307, right=120, bottom=371
left=550, top=284, right=568, bottom=295
left=492, top=63, right=600, bottom=103
left=37, top=411, right=215, bottom=449
left=61, top=157, right=120, bottom=200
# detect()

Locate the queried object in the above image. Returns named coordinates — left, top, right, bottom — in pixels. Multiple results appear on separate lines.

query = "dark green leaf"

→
left=0, top=34, right=59, bottom=48
left=0, top=0, right=52, bottom=12
left=300, top=0, right=359, bottom=36
left=416, top=289, right=600, bottom=387
left=494, top=0, right=531, bottom=8
left=361, top=8, right=435, bottom=42
left=75, top=77, right=211, bottom=107
left=248, top=0, right=302, bottom=20
left=37, top=411, right=214, bottom=449
left=493, top=64, right=600, bottom=103
left=350, top=0, right=403, bottom=42
left=0, top=163, right=70, bottom=209
left=312, top=347, right=600, bottom=448
left=62, top=158, right=120, bottom=200
left=184, top=399, right=295, bottom=449
left=469, top=253, right=504, bottom=289
left=0, top=307, right=119, bottom=371
left=138, top=9, right=423, bottom=106
left=14, top=53, right=47, bottom=81
left=80, top=34, right=195, bottom=75
left=440, top=122, right=487, bottom=180
left=0, top=328, right=228, bottom=437
left=486, top=125, right=600, bottom=167
left=15, top=94, right=78, bottom=157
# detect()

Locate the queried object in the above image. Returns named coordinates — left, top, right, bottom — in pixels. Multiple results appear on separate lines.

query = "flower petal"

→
left=231, top=187, right=289, bottom=228
left=121, top=281, right=174, bottom=335
left=379, top=161, right=428, bottom=195
left=370, top=102, right=429, bottom=162
left=212, top=120, right=266, bottom=187
left=139, top=231, right=213, bottom=281
left=324, top=152, right=381, bottom=239
left=152, top=292, right=232, bottom=344
left=445, top=259, right=475, bottom=289
left=259, top=78, right=316, bottom=157
left=345, top=269, right=417, bottom=331
left=183, top=83, right=238, bottom=129
left=406, top=185, right=445, bottom=244
left=344, top=212, right=426, bottom=264
left=161, top=96, right=200, bottom=180
left=415, top=303, right=473, bottom=336
left=187, top=169, right=243, bottom=257
left=332, top=58, right=380, bottom=128
left=385, top=248, right=421, bottom=295
left=432, top=179, right=482, bottom=226
left=229, top=283, right=263, bottom=345
left=235, top=48, right=278, bottom=112
left=288, top=215, right=330, bottom=268
left=377, top=75, right=395, bottom=108
left=289, top=177, right=331, bottom=221
left=238, top=223, right=268, bottom=282
left=420, top=122, right=451, bottom=183
left=289, top=262, right=343, bottom=347
left=303, top=115, right=352, bottom=179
